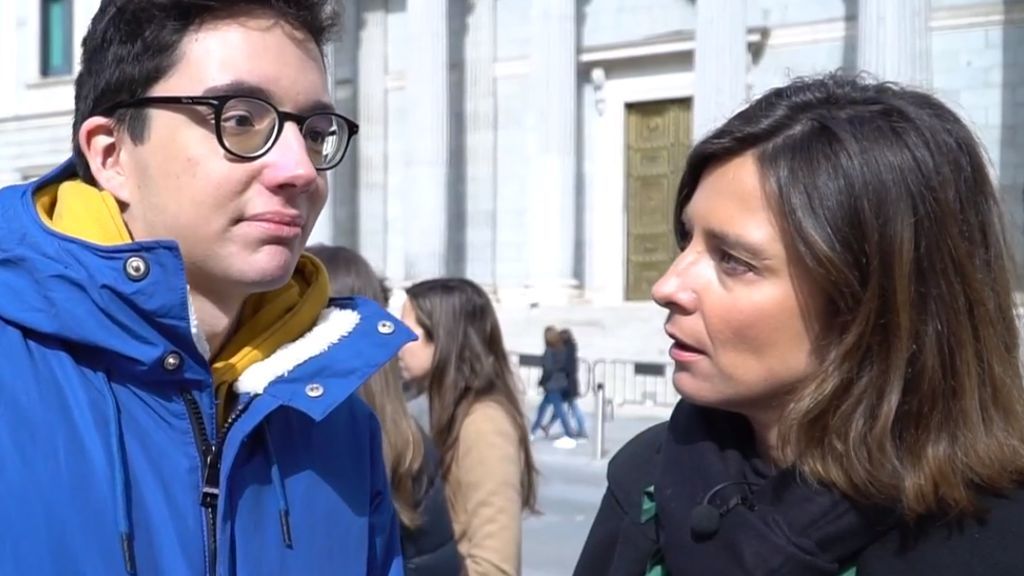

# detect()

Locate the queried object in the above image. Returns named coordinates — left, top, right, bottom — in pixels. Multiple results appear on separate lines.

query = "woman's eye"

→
left=717, top=251, right=754, bottom=276
left=676, top=228, right=692, bottom=251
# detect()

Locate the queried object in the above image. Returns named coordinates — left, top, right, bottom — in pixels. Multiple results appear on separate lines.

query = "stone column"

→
left=527, top=0, right=577, bottom=300
left=357, top=0, right=388, bottom=269
left=693, top=0, right=748, bottom=139
left=858, top=0, right=932, bottom=88
left=310, top=0, right=358, bottom=248
left=465, top=0, right=497, bottom=288
left=307, top=29, right=339, bottom=246
left=405, top=0, right=449, bottom=280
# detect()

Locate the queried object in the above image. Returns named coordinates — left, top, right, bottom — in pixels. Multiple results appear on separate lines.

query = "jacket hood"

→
left=0, top=160, right=334, bottom=391
left=0, top=161, right=199, bottom=380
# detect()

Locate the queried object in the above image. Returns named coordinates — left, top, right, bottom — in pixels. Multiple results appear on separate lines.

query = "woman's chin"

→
left=672, top=373, right=728, bottom=409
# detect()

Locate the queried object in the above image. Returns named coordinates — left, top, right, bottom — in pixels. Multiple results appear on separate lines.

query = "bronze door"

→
left=625, top=99, right=692, bottom=301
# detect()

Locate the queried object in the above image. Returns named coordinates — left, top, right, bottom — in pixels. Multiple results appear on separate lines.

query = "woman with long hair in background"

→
left=307, top=245, right=462, bottom=576
left=400, top=278, right=539, bottom=576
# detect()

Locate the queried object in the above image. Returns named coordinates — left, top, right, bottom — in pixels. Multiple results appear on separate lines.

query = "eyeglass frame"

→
left=97, top=94, right=360, bottom=171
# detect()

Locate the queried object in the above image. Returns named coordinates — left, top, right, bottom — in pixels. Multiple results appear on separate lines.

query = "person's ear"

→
left=77, top=116, right=133, bottom=204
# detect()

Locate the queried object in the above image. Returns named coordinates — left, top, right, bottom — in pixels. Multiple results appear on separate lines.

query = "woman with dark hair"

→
left=399, top=278, right=539, bottom=576
left=306, top=245, right=462, bottom=576
left=542, top=328, right=587, bottom=440
left=529, top=326, right=579, bottom=444
left=575, top=73, right=1024, bottom=575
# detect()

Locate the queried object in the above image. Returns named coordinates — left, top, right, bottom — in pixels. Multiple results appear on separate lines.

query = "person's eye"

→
left=717, top=251, right=755, bottom=276
left=222, top=111, right=257, bottom=130
left=676, top=226, right=692, bottom=251
left=305, top=128, right=327, bottom=145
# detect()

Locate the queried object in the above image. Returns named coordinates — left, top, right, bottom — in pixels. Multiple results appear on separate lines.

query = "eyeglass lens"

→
left=219, top=97, right=348, bottom=169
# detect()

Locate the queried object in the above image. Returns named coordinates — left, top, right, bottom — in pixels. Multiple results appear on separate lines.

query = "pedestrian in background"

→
left=541, top=328, right=588, bottom=442
left=530, top=326, right=579, bottom=447
left=307, top=244, right=462, bottom=576
left=576, top=73, right=1024, bottom=575
left=400, top=278, right=539, bottom=576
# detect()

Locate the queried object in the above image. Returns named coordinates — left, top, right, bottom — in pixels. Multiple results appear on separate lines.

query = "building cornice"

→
left=766, top=1, right=1023, bottom=48
left=381, top=1, right=1022, bottom=89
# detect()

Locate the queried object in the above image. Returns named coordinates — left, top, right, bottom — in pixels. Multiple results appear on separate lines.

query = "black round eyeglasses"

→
left=100, top=94, right=359, bottom=171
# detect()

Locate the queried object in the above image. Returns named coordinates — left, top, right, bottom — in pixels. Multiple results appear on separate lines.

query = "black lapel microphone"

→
left=690, top=481, right=760, bottom=541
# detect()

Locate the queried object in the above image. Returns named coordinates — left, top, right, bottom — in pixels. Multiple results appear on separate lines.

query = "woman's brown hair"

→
left=543, top=326, right=563, bottom=348
left=306, top=244, right=425, bottom=527
left=676, top=73, right=1024, bottom=520
left=405, top=278, right=539, bottom=512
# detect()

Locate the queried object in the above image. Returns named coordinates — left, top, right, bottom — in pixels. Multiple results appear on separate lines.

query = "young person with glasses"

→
left=0, top=2, right=409, bottom=575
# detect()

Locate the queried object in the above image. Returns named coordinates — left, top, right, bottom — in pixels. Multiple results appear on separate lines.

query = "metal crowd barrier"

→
left=510, top=353, right=673, bottom=406
left=590, top=359, right=675, bottom=406
left=594, top=383, right=607, bottom=460
left=510, top=353, right=674, bottom=459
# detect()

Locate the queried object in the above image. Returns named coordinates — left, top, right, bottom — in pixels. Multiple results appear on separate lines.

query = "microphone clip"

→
left=689, top=481, right=759, bottom=542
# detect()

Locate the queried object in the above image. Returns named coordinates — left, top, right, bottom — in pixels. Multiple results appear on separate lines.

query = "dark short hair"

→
left=72, top=0, right=339, bottom=184
left=678, top=72, right=1024, bottom=519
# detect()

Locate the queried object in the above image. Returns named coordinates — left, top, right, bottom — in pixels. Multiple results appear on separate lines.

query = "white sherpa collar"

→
left=233, top=306, right=361, bottom=395
left=187, top=288, right=212, bottom=360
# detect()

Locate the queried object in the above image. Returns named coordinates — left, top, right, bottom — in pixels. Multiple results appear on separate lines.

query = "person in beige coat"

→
left=399, top=278, right=539, bottom=575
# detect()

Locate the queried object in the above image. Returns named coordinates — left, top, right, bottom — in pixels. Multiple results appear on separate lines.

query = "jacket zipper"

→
left=182, top=391, right=252, bottom=576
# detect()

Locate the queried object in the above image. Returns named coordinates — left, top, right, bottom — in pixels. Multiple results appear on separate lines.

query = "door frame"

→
left=587, top=69, right=694, bottom=305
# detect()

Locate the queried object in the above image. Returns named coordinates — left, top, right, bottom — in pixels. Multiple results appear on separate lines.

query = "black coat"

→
left=539, top=346, right=570, bottom=394
left=563, top=341, right=580, bottom=400
left=575, top=401, right=1024, bottom=575
left=401, top=426, right=463, bottom=576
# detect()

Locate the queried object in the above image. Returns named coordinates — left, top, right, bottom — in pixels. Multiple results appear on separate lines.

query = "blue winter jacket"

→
left=0, top=161, right=414, bottom=575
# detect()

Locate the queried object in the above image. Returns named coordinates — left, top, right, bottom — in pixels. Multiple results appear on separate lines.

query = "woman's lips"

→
left=666, top=332, right=707, bottom=362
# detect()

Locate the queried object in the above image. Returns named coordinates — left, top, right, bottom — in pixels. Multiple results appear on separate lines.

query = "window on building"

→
left=40, top=0, right=72, bottom=77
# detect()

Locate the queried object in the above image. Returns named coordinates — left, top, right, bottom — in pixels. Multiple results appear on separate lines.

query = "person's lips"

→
left=665, top=328, right=707, bottom=362
left=243, top=211, right=305, bottom=238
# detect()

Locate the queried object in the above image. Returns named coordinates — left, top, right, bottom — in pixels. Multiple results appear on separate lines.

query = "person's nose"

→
left=651, top=250, right=700, bottom=314
left=260, top=121, right=319, bottom=193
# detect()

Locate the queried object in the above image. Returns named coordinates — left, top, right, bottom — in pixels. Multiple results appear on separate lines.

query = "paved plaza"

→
left=521, top=401, right=672, bottom=576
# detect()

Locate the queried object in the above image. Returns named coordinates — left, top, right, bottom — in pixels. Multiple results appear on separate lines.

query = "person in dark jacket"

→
left=542, top=328, right=587, bottom=439
left=308, top=244, right=462, bottom=576
left=575, top=72, right=1024, bottom=575
left=530, top=326, right=579, bottom=441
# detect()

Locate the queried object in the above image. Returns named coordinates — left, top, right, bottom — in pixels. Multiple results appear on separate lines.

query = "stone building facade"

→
left=1, top=0, right=1021, bottom=361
